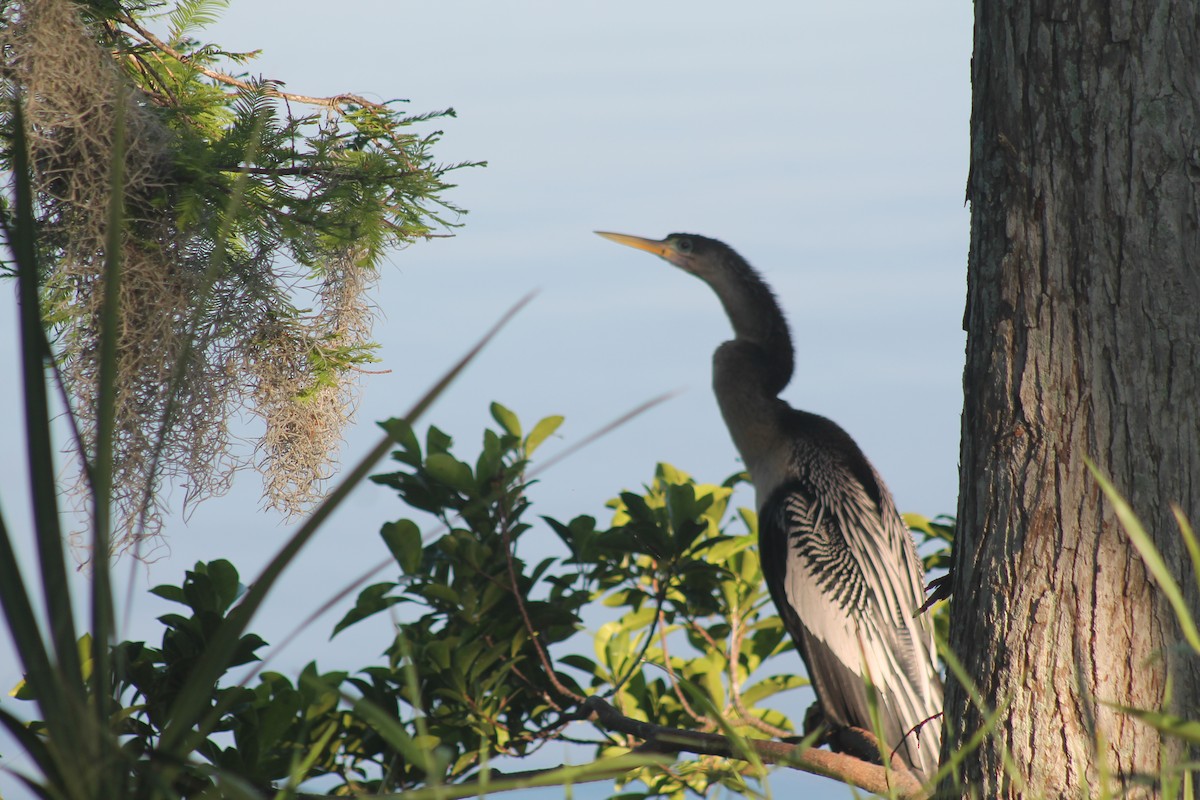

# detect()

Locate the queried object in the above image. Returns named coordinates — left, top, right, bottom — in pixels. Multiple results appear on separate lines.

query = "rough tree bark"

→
left=941, top=1, right=1200, bottom=797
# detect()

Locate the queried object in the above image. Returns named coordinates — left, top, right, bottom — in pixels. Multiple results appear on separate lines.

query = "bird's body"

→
left=597, top=231, right=943, bottom=780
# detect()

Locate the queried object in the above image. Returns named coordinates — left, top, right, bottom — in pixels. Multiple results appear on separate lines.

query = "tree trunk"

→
left=942, top=1, right=1200, bottom=796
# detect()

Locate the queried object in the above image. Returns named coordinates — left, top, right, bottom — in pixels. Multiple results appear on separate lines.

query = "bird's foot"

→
left=919, top=571, right=953, bottom=614
left=786, top=702, right=831, bottom=746
left=795, top=703, right=917, bottom=782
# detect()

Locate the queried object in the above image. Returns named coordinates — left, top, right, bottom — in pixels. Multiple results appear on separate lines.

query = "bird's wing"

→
left=759, top=480, right=941, bottom=778
left=838, top=467, right=941, bottom=692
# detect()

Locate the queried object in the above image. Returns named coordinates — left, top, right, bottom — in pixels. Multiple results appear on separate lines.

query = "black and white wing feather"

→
left=757, top=416, right=942, bottom=779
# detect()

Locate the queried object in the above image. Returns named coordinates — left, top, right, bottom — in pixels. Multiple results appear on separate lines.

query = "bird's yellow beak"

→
left=594, top=231, right=672, bottom=260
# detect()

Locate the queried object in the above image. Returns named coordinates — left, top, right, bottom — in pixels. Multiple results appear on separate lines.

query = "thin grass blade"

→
left=1087, top=460, right=1200, bottom=654
left=527, top=390, right=679, bottom=479
left=1171, top=504, right=1200, bottom=597
left=85, top=85, right=127, bottom=800
left=0, top=509, right=59, bottom=724
left=675, top=677, right=766, bottom=775
left=349, top=692, right=440, bottom=777
left=371, top=754, right=669, bottom=800
left=0, top=99, right=90, bottom=779
left=8, top=94, right=83, bottom=689
left=1106, top=704, right=1200, bottom=746
left=934, top=630, right=1022, bottom=792
left=0, top=704, right=60, bottom=791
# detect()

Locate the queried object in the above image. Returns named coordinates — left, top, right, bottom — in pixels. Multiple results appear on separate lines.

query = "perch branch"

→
left=582, top=696, right=927, bottom=799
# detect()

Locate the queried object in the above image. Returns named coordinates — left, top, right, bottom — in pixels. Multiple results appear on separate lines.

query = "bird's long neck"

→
left=702, top=255, right=794, bottom=396
left=702, top=257, right=796, bottom=495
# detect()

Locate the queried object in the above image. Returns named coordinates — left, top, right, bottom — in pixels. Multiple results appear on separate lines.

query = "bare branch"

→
left=657, top=605, right=710, bottom=727
left=116, top=14, right=390, bottom=111
left=607, top=579, right=668, bottom=700
left=217, top=163, right=420, bottom=180
left=501, top=515, right=584, bottom=705
left=727, top=608, right=792, bottom=739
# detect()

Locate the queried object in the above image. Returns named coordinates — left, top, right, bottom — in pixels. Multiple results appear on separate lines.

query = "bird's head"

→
left=595, top=228, right=794, bottom=392
left=594, top=231, right=719, bottom=279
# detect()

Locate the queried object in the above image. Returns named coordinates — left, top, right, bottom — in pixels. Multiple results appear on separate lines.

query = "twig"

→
left=893, top=712, right=945, bottom=775
left=217, top=163, right=418, bottom=180
left=219, top=164, right=343, bottom=178
left=116, top=14, right=389, bottom=111
left=583, top=696, right=928, bottom=799
left=500, top=519, right=584, bottom=704
left=727, top=609, right=792, bottom=739
left=119, top=49, right=180, bottom=108
left=684, top=613, right=722, bottom=653
left=657, top=605, right=709, bottom=727
left=500, top=653, right=568, bottom=718
left=606, top=580, right=669, bottom=700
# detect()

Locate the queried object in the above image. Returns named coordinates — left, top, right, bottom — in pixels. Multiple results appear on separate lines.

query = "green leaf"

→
left=0, top=705, right=60, bottom=790
left=90, top=93, right=125, bottom=742
left=525, top=415, right=564, bottom=455
left=423, top=584, right=462, bottom=607
left=702, top=534, right=754, bottom=564
left=490, top=402, right=521, bottom=437
left=381, top=519, right=424, bottom=574
left=427, top=425, right=454, bottom=456
left=424, top=639, right=453, bottom=671
left=9, top=676, right=34, bottom=701
left=903, top=512, right=936, bottom=537
left=425, top=453, right=475, bottom=494
left=560, top=654, right=599, bottom=675
left=379, top=417, right=421, bottom=464
left=149, top=583, right=187, bottom=604
left=332, top=583, right=402, bottom=637
left=595, top=621, right=625, bottom=665
left=476, top=429, right=504, bottom=481
left=740, top=673, right=808, bottom=705
left=544, top=514, right=596, bottom=557
left=625, top=604, right=661, bottom=630
left=656, top=462, right=690, bottom=485
left=207, top=559, right=242, bottom=611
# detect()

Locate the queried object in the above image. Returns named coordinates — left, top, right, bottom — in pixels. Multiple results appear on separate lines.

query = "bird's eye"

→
left=676, top=238, right=693, bottom=254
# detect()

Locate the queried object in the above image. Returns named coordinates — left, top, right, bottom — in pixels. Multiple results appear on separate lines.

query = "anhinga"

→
left=596, top=231, right=942, bottom=780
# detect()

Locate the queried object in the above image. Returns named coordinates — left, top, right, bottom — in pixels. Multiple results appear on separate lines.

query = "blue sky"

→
left=0, top=2, right=973, bottom=796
